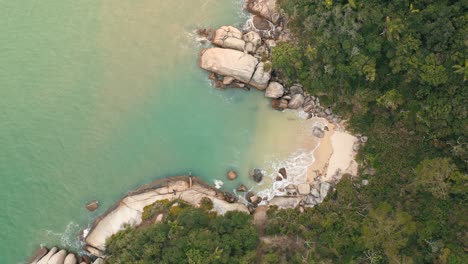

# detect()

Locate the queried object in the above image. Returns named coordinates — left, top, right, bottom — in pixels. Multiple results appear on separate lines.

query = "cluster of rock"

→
left=28, top=246, right=101, bottom=264
left=198, top=1, right=341, bottom=128
left=267, top=82, right=341, bottom=122
left=198, top=0, right=288, bottom=91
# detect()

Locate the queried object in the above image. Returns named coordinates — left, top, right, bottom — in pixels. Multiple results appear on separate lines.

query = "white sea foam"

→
left=256, top=146, right=318, bottom=201
left=214, top=179, right=224, bottom=189
left=44, top=221, right=83, bottom=253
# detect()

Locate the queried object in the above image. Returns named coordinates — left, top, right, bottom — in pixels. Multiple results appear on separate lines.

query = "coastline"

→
left=27, top=1, right=362, bottom=262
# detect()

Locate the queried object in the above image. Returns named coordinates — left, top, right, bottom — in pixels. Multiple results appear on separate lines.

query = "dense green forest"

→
left=269, top=0, right=467, bottom=263
left=105, top=199, right=259, bottom=263
left=105, top=0, right=466, bottom=263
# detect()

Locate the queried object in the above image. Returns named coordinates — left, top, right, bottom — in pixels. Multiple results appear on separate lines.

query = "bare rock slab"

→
left=245, top=0, right=280, bottom=24
left=212, top=26, right=245, bottom=51
left=200, top=48, right=270, bottom=90
left=265, top=82, right=284, bottom=98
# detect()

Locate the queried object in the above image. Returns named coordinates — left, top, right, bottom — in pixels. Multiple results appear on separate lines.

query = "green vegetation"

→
left=105, top=200, right=258, bottom=264
left=105, top=1, right=466, bottom=263
left=266, top=0, right=467, bottom=262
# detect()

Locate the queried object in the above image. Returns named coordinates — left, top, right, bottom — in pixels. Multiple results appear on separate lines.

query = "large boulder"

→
left=37, top=247, right=58, bottom=264
left=243, top=31, right=262, bottom=53
left=252, top=15, right=272, bottom=30
left=271, top=98, right=288, bottom=110
left=212, top=26, right=245, bottom=51
left=200, top=48, right=270, bottom=90
left=245, top=0, right=281, bottom=25
left=64, top=253, right=78, bottom=264
left=265, top=82, right=284, bottom=98
left=287, top=94, right=304, bottom=109
left=47, top=249, right=67, bottom=264
left=278, top=167, right=287, bottom=179
left=250, top=169, right=264, bottom=183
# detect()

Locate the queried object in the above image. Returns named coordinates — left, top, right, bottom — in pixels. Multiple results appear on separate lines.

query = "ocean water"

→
left=0, top=1, right=317, bottom=262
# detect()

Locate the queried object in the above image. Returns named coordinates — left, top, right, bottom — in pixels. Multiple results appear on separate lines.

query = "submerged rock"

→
left=86, top=200, right=99, bottom=212
left=212, top=26, right=245, bottom=51
left=199, top=48, right=270, bottom=90
left=236, top=184, right=248, bottom=192
left=227, top=170, right=238, bottom=180
left=265, top=82, right=284, bottom=98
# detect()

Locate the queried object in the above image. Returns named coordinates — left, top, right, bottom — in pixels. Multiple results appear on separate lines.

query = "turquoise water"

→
left=0, top=1, right=315, bottom=262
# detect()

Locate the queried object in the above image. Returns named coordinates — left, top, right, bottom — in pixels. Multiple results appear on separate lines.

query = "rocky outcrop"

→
left=84, top=176, right=249, bottom=252
left=243, top=31, right=262, bottom=54
left=36, top=247, right=58, bottom=264
left=64, top=253, right=78, bottom=264
left=245, top=0, right=281, bottom=25
left=47, top=249, right=67, bottom=264
left=212, top=26, right=245, bottom=51
left=271, top=98, right=288, bottom=110
left=265, top=82, right=284, bottom=98
left=199, top=48, right=270, bottom=90
left=287, top=94, right=304, bottom=109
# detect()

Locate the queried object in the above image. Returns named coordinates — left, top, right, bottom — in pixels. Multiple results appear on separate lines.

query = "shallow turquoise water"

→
left=0, top=1, right=315, bottom=262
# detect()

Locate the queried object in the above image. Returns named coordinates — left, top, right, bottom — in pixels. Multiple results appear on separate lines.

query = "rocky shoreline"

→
left=197, top=0, right=364, bottom=209
left=27, top=1, right=365, bottom=263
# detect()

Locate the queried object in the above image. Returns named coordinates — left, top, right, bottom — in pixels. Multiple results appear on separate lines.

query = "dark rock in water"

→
left=250, top=195, right=261, bottom=205
left=224, top=192, right=238, bottom=203
left=250, top=168, right=264, bottom=182
left=253, top=15, right=272, bottom=30
left=271, top=99, right=288, bottom=110
left=278, top=168, right=287, bottom=179
left=236, top=184, right=248, bottom=192
left=86, top=200, right=99, bottom=212
left=27, top=247, right=48, bottom=264
left=227, top=170, right=238, bottom=180
left=246, top=191, right=255, bottom=202
left=276, top=174, right=283, bottom=181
